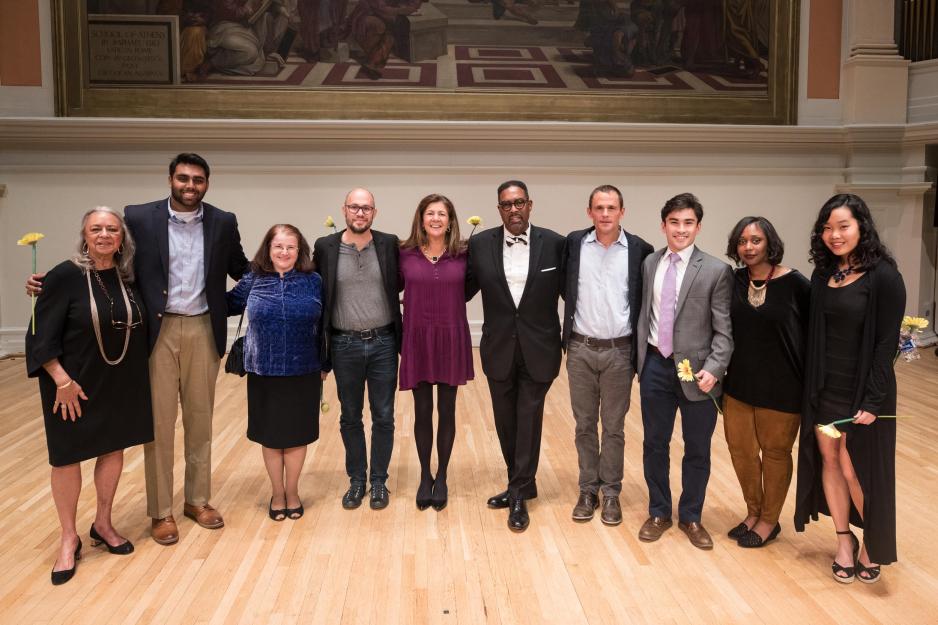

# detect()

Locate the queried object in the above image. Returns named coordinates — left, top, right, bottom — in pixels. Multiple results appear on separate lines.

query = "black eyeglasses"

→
left=345, top=204, right=375, bottom=215
left=497, top=198, right=529, bottom=211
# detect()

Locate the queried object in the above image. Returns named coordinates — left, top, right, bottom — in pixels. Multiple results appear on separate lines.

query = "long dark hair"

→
left=809, top=194, right=895, bottom=275
left=726, top=216, right=784, bottom=266
left=401, top=194, right=466, bottom=256
left=250, top=224, right=315, bottom=274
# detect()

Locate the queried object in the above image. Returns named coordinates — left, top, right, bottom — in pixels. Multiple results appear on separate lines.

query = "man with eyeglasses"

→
left=29, top=153, right=250, bottom=545
left=562, top=185, right=652, bottom=527
left=313, top=188, right=402, bottom=510
left=466, top=180, right=566, bottom=532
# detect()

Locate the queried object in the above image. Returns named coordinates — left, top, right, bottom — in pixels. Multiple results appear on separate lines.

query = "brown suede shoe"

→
left=151, top=516, right=179, bottom=545
left=183, top=503, right=225, bottom=529
left=638, top=516, right=673, bottom=542
left=679, top=521, right=714, bottom=550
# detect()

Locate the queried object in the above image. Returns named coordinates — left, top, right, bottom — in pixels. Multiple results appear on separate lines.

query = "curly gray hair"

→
left=71, top=206, right=136, bottom=283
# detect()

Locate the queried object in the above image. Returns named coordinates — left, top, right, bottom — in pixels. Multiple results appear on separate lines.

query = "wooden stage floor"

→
left=1, top=351, right=937, bottom=625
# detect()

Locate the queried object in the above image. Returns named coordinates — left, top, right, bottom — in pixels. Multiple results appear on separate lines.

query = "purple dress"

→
left=398, top=247, right=474, bottom=390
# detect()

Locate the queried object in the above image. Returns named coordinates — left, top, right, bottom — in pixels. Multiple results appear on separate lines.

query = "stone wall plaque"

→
left=88, top=14, right=179, bottom=85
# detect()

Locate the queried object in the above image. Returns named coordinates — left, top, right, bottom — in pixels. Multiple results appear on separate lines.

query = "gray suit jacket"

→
left=636, top=246, right=734, bottom=401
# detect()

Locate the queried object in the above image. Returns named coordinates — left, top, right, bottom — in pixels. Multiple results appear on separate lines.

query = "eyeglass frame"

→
left=344, top=203, right=376, bottom=215
left=497, top=198, right=530, bottom=212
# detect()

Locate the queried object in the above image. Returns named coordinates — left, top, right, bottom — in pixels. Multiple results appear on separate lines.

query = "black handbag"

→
left=224, top=287, right=251, bottom=377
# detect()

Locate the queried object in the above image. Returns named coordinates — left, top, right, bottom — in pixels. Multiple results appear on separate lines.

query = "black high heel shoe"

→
left=416, top=478, right=434, bottom=510
left=90, top=523, right=134, bottom=555
left=431, top=479, right=448, bottom=511
left=51, top=538, right=82, bottom=586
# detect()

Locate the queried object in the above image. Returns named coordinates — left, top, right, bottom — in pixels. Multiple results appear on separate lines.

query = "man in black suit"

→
left=313, top=188, right=402, bottom=511
left=466, top=180, right=565, bottom=532
left=562, top=185, right=653, bottom=526
left=123, top=153, right=248, bottom=545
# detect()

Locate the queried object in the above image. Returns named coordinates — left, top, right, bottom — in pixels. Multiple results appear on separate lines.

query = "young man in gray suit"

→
left=635, top=192, right=733, bottom=550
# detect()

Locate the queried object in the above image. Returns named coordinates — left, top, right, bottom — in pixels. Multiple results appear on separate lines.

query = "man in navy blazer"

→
left=125, top=153, right=248, bottom=545
left=562, top=185, right=653, bottom=526
left=466, top=180, right=565, bottom=532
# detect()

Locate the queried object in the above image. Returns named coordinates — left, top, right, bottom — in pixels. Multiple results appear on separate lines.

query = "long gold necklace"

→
left=747, top=265, right=776, bottom=308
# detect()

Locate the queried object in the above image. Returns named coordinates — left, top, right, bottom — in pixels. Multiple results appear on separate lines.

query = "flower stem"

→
left=823, top=415, right=907, bottom=427
left=707, top=392, right=723, bottom=415
left=31, top=245, right=37, bottom=335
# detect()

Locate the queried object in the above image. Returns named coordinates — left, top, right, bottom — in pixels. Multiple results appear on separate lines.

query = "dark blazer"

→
left=466, top=225, right=566, bottom=383
left=562, top=227, right=653, bottom=367
left=124, top=199, right=248, bottom=358
left=635, top=246, right=734, bottom=401
left=312, top=229, right=403, bottom=371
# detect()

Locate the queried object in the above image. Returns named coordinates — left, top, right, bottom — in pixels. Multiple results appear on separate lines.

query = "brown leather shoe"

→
left=151, top=516, right=179, bottom=545
left=679, top=521, right=714, bottom=550
left=638, top=516, right=673, bottom=542
left=183, top=503, right=225, bottom=529
left=571, top=492, right=599, bottom=522
left=600, top=496, right=622, bottom=526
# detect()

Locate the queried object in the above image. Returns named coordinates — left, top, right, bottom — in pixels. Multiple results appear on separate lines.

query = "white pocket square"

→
left=541, top=266, right=557, bottom=272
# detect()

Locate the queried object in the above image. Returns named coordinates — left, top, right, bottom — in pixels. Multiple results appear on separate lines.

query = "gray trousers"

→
left=566, top=338, right=634, bottom=497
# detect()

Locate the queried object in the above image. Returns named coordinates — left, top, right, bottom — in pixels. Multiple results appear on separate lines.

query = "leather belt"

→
left=332, top=324, right=394, bottom=340
left=570, top=332, right=631, bottom=349
left=647, top=343, right=672, bottom=359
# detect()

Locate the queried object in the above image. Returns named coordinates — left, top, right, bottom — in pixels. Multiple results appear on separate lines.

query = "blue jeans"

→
left=330, top=332, right=398, bottom=485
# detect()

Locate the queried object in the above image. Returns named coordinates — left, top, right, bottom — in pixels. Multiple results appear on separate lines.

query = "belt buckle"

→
left=584, top=336, right=596, bottom=348
left=359, top=329, right=376, bottom=340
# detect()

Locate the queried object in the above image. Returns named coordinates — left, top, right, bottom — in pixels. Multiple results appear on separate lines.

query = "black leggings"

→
left=412, top=382, right=457, bottom=482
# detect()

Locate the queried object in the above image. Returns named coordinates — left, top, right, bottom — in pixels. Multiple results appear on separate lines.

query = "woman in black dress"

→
left=25, top=207, right=153, bottom=585
left=723, top=217, right=810, bottom=548
left=794, top=194, right=905, bottom=584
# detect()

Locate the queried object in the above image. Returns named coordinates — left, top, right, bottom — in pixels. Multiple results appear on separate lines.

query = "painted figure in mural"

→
left=156, top=0, right=215, bottom=82
left=346, top=0, right=421, bottom=79
left=297, top=0, right=349, bottom=61
left=204, top=0, right=291, bottom=76
left=724, top=0, right=769, bottom=78
left=630, top=0, right=684, bottom=66
left=490, top=0, right=541, bottom=25
left=575, top=0, right=639, bottom=77
left=679, top=0, right=723, bottom=70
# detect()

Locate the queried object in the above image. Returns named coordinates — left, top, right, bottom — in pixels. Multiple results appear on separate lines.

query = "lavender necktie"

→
left=657, top=252, right=680, bottom=358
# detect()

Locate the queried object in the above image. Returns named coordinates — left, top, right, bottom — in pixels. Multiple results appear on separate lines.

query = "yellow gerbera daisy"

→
left=467, top=216, right=482, bottom=226
left=676, top=358, right=695, bottom=382
left=17, top=232, right=45, bottom=246
left=817, top=424, right=842, bottom=439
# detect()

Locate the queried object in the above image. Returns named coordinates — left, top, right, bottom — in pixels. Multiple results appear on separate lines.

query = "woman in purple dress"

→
left=399, top=194, right=474, bottom=511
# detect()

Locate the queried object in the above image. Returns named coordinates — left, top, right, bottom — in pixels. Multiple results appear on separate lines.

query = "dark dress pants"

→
left=639, top=348, right=718, bottom=523
left=331, top=332, right=398, bottom=485
left=486, top=343, right=553, bottom=500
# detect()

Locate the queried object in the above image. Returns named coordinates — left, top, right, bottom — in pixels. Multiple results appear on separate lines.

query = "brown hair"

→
left=401, top=194, right=466, bottom=256
left=250, top=224, right=315, bottom=274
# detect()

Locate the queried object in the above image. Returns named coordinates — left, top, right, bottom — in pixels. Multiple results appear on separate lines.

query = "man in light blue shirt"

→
left=561, top=185, right=653, bottom=526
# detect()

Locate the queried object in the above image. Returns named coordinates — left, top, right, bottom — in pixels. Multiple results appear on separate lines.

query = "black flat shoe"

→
left=342, top=483, right=366, bottom=510
left=269, top=497, right=287, bottom=521
left=431, top=480, right=448, bottom=511
left=727, top=521, right=751, bottom=540
left=416, top=478, right=434, bottom=511
left=737, top=523, right=781, bottom=548
left=286, top=503, right=304, bottom=520
left=51, top=539, right=82, bottom=586
left=370, top=483, right=390, bottom=510
left=90, top=523, right=134, bottom=555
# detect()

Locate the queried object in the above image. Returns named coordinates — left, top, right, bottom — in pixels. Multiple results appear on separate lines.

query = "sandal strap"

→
left=832, top=561, right=855, bottom=577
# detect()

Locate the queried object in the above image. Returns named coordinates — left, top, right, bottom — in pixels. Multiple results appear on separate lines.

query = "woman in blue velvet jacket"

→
left=227, top=224, right=323, bottom=522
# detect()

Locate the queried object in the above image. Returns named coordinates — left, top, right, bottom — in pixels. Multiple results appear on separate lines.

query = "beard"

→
left=171, top=186, right=204, bottom=208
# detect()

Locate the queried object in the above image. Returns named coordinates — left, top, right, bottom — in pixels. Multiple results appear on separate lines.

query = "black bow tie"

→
left=506, top=235, right=528, bottom=247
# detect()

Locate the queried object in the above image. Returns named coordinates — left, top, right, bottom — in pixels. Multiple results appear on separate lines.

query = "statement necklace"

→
left=832, top=263, right=855, bottom=283
left=421, top=246, right=444, bottom=264
left=747, top=265, right=776, bottom=308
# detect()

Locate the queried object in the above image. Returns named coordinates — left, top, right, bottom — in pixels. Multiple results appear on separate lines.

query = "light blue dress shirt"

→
left=572, top=228, right=631, bottom=339
left=165, top=199, right=208, bottom=315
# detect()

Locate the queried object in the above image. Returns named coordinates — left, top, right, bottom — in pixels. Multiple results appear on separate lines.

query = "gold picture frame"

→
left=54, top=0, right=799, bottom=124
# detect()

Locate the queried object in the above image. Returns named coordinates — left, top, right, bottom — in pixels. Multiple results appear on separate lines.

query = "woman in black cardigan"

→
left=794, top=194, right=904, bottom=585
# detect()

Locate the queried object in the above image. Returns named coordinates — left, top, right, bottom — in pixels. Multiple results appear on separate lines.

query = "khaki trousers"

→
left=722, top=394, right=800, bottom=525
left=144, top=314, right=220, bottom=519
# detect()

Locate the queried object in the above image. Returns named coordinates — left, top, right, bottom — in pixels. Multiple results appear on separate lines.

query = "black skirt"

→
left=247, top=372, right=320, bottom=448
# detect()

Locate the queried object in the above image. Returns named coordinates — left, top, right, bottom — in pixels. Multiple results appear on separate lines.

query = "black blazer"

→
left=562, top=227, right=653, bottom=368
left=466, top=225, right=566, bottom=383
left=124, top=199, right=248, bottom=358
left=312, top=229, right=403, bottom=371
